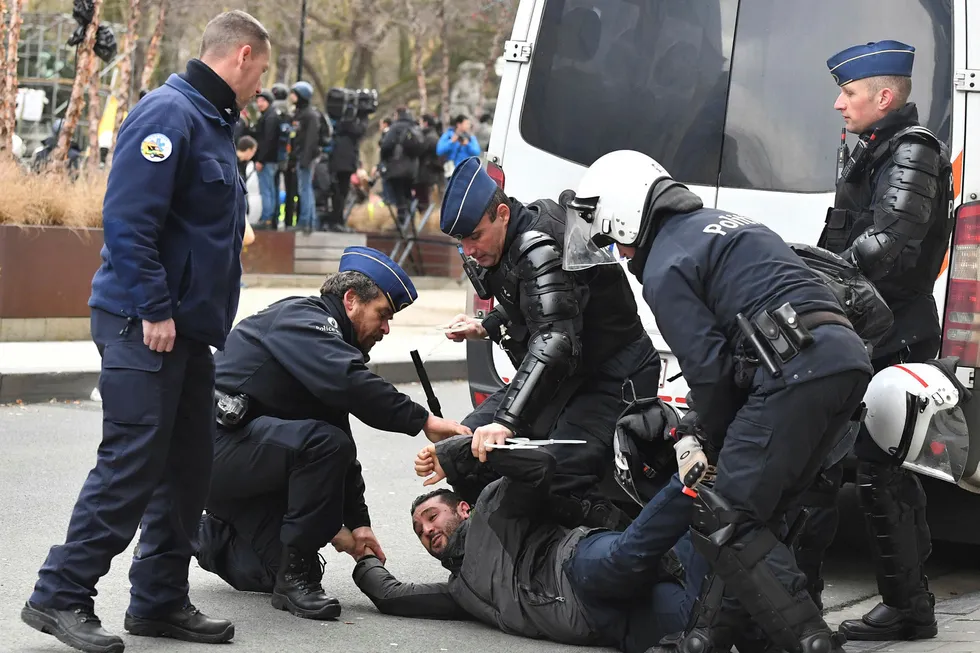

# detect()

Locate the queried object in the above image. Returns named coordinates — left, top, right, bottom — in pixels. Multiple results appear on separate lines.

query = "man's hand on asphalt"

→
left=352, top=526, right=386, bottom=564
left=330, top=527, right=357, bottom=559
left=442, top=313, right=488, bottom=342
left=143, top=318, right=176, bottom=352
left=415, top=444, right=447, bottom=486
left=423, top=415, right=472, bottom=443
left=472, top=423, right=514, bottom=463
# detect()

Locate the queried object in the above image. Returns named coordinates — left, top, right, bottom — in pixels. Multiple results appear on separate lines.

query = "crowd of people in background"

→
left=232, top=81, right=492, bottom=234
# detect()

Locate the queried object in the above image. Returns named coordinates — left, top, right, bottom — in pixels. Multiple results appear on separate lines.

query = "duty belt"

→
left=736, top=303, right=853, bottom=379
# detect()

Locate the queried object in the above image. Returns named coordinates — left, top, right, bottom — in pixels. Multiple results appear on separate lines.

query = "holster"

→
left=215, top=389, right=250, bottom=429
left=746, top=303, right=852, bottom=372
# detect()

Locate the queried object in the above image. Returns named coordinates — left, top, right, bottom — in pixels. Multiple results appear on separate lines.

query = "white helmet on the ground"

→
left=863, top=358, right=980, bottom=493
left=562, top=150, right=673, bottom=270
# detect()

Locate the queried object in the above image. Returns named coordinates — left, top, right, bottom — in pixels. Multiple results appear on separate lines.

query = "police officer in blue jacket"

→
left=23, top=11, right=270, bottom=653
left=563, top=150, right=874, bottom=653
left=196, top=246, right=470, bottom=620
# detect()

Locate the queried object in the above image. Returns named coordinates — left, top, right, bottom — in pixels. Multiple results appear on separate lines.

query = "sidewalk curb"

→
left=1, top=359, right=467, bottom=404
left=844, top=591, right=980, bottom=652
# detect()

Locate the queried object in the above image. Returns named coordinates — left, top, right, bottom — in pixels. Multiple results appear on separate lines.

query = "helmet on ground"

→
left=612, top=397, right=682, bottom=506
left=863, top=357, right=980, bottom=493
left=562, top=150, right=674, bottom=270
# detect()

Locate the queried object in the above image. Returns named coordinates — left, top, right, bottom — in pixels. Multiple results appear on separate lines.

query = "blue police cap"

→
left=827, top=40, right=915, bottom=86
left=338, top=246, right=418, bottom=312
left=440, top=156, right=498, bottom=239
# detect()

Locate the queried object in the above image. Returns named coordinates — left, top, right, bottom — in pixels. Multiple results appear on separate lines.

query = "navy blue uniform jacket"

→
left=89, top=73, right=246, bottom=349
left=214, top=292, right=429, bottom=435
left=642, top=209, right=873, bottom=441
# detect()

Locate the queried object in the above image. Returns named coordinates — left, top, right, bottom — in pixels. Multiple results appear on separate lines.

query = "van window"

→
left=520, top=0, right=952, bottom=194
left=719, top=0, right=953, bottom=193
left=520, top=0, right=738, bottom=187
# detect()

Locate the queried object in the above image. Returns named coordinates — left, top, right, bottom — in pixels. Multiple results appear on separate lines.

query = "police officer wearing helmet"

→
left=563, top=150, right=873, bottom=653
left=196, top=246, right=470, bottom=620
left=794, top=41, right=955, bottom=641
left=439, top=157, right=664, bottom=529
left=289, top=80, right=321, bottom=230
left=23, top=11, right=270, bottom=653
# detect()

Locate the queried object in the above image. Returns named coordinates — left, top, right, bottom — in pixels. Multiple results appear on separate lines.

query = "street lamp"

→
left=297, top=0, right=307, bottom=81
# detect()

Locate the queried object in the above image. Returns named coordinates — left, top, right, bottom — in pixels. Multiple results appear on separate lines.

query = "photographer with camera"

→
left=436, top=114, right=481, bottom=177
left=325, top=88, right=373, bottom=231
left=380, top=107, right=425, bottom=226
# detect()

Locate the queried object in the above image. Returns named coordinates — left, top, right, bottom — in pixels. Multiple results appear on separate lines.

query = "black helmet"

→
left=271, top=83, right=289, bottom=100
left=612, top=397, right=681, bottom=506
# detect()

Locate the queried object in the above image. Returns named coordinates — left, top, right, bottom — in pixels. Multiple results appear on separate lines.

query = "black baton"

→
left=411, top=349, right=442, bottom=417
left=735, top=313, right=781, bottom=379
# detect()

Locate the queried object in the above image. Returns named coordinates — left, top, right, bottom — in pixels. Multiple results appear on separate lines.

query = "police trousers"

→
left=196, top=416, right=356, bottom=593
left=30, top=309, right=216, bottom=618
left=712, top=370, right=869, bottom=610
left=794, top=338, right=939, bottom=606
left=564, top=475, right=709, bottom=653
left=461, top=336, right=662, bottom=501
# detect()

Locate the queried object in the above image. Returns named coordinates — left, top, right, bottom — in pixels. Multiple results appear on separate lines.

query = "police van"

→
left=464, top=0, right=980, bottom=542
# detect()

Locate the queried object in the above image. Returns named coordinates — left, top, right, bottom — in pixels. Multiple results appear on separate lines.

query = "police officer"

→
left=22, top=11, right=270, bottom=653
left=563, top=150, right=873, bottom=653
left=439, top=157, right=663, bottom=529
left=796, top=40, right=954, bottom=641
left=195, top=246, right=470, bottom=620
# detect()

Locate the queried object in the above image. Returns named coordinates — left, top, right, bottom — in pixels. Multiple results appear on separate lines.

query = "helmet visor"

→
left=905, top=405, right=970, bottom=483
left=563, top=205, right=619, bottom=271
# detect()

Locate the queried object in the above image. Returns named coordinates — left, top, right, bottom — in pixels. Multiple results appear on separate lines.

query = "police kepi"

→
left=339, top=246, right=418, bottom=312
left=827, top=40, right=915, bottom=87
left=440, top=156, right=498, bottom=239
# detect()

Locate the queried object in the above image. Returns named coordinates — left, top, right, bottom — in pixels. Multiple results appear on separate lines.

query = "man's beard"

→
left=433, top=513, right=463, bottom=560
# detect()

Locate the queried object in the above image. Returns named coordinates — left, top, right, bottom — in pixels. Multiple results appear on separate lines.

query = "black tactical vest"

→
left=486, top=199, right=645, bottom=372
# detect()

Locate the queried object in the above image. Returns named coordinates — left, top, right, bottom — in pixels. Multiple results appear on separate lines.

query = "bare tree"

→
left=0, top=0, right=25, bottom=157
left=139, top=0, right=168, bottom=92
left=112, top=0, right=143, bottom=143
left=437, top=0, right=449, bottom=125
left=477, top=1, right=515, bottom=117
left=53, top=0, right=104, bottom=165
left=400, top=0, right=435, bottom=115
left=87, top=54, right=103, bottom=170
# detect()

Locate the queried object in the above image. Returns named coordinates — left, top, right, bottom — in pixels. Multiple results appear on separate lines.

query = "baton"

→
left=735, top=313, right=781, bottom=379
left=410, top=349, right=442, bottom=417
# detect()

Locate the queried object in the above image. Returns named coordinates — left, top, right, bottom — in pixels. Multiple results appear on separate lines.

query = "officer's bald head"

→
left=199, top=10, right=270, bottom=60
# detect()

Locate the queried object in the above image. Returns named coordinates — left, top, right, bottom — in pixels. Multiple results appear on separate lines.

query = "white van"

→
left=464, top=0, right=980, bottom=542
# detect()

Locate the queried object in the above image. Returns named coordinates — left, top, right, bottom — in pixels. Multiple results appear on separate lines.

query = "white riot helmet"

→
left=562, top=150, right=674, bottom=271
left=863, top=358, right=980, bottom=493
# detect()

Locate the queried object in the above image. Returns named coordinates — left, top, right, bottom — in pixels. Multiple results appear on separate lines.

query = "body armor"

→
left=818, top=105, right=953, bottom=358
left=480, top=199, right=645, bottom=435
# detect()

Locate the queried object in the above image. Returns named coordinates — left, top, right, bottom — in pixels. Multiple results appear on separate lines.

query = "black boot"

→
left=21, top=602, right=124, bottom=653
left=123, top=603, right=234, bottom=643
left=838, top=590, right=937, bottom=641
left=271, top=546, right=342, bottom=620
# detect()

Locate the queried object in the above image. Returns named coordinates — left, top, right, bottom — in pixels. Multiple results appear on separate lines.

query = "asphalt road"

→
left=3, top=381, right=980, bottom=653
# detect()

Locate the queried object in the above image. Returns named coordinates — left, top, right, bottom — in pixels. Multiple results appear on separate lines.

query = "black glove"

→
left=616, top=398, right=670, bottom=444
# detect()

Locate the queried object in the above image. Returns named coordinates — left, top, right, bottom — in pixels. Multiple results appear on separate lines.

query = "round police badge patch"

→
left=327, top=317, right=340, bottom=331
left=140, top=133, right=172, bottom=162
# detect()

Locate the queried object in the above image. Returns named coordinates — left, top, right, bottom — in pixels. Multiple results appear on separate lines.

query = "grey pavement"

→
left=2, top=381, right=980, bottom=653
left=0, top=285, right=470, bottom=403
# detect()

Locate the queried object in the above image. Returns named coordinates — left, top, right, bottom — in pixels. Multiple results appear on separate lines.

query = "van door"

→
left=491, top=0, right=738, bottom=210
left=714, top=0, right=954, bottom=245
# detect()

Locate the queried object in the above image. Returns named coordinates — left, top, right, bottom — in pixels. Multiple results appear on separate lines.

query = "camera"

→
left=326, top=87, right=379, bottom=121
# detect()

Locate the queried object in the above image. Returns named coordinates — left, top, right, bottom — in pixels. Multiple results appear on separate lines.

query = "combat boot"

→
left=21, top=602, right=124, bottom=653
left=271, top=546, right=342, bottom=620
left=838, top=590, right=937, bottom=641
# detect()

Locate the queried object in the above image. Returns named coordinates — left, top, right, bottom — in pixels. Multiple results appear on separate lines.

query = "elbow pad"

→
left=493, top=331, right=575, bottom=434
left=849, top=229, right=905, bottom=281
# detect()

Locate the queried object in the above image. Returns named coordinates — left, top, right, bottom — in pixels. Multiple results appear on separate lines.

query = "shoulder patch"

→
left=140, top=133, right=173, bottom=162
left=313, top=317, right=341, bottom=335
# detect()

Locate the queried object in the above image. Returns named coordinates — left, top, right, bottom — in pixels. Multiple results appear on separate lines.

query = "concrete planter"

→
left=0, top=225, right=104, bottom=341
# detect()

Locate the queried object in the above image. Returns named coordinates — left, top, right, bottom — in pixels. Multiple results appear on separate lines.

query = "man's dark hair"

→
left=484, top=187, right=509, bottom=223
left=411, top=488, right=460, bottom=516
left=320, top=270, right=381, bottom=302
left=453, top=114, right=469, bottom=127
left=236, top=135, right=257, bottom=151
left=200, top=10, right=270, bottom=59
